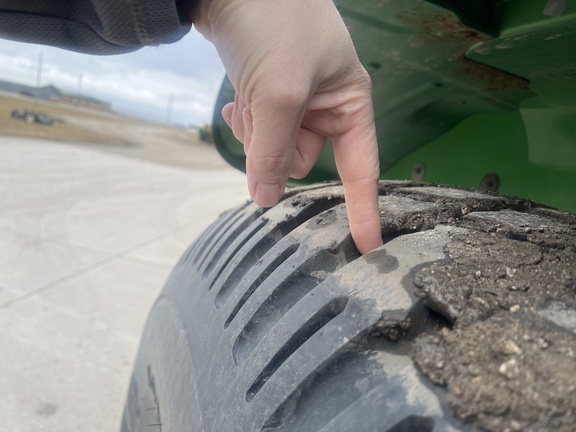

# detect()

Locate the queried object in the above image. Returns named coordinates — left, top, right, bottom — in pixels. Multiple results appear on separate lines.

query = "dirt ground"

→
left=0, top=91, right=231, bottom=170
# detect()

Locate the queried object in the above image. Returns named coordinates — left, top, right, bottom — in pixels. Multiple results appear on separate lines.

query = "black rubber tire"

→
left=121, top=181, right=576, bottom=432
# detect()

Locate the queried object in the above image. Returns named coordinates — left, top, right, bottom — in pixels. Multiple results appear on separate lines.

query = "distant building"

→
left=0, top=79, right=111, bottom=111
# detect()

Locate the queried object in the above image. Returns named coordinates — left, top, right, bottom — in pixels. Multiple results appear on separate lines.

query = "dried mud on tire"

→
left=122, top=181, right=576, bottom=432
left=411, top=214, right=576, bottom=432
left=373, top=182, right=576, bottom=432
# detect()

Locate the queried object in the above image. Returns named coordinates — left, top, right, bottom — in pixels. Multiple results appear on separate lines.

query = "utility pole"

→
left=165, top=94, right=174, bottom=125
left=36, top=52, right=43, bottom=88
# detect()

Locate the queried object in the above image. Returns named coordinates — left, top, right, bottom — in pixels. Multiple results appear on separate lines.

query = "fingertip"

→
left=356, top=234, right=383, bottom=255
left=341, top=177, right=382, bottom=255
left=351, top=219, right=383, bottom=255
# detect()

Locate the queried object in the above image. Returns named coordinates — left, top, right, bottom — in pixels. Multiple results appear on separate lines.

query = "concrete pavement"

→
left=0, top=137, right=249, bottom=431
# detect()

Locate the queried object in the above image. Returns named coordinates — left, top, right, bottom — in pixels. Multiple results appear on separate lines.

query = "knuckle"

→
left=255, top=153, right=293, bottom=176
left=290, top=166, right=308, bottom=180
left=266, top=86, right=309, bottom=108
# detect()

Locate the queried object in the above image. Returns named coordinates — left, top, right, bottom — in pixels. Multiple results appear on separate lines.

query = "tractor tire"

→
left=122, top=181, right=576, bottom=432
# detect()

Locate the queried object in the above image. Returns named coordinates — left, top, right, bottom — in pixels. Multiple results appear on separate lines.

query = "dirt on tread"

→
left=392, top=183, right=576, bottom=432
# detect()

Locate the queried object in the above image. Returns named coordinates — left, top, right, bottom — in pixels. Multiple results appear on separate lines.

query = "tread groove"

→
left=259, top=342, right=379, bottom=432
left=191, top=202, right=252, bottom=265
left=223, top=244, right=300, bottom=326
left=182, top=213, right=225, bottom=266
left=197, top=210, right=246, bottom=268
left=385, top=416, right=435, bottom=432
left=232, top=243, right=358, bottom=366
left=206, top=219, right=268, bottom=289
left=215, top=196, right=343, bottom=307
left=245, top=297, right=348, bottom=402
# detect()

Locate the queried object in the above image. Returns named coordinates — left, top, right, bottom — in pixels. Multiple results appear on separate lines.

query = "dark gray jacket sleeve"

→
left=0, top=0, right=192, bottom=55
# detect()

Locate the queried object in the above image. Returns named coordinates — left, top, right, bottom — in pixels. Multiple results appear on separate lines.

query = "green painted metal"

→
left=383, top=1, right=576, bottom=213
left=212, top=76, right=244, bottom=173
left=211, top=0, right=576, bottom=211
left=381, top=108, right=576, bottom=213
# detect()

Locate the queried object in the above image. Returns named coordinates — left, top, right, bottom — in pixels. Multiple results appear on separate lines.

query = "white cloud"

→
left=0, top=30, right=226, bottom=126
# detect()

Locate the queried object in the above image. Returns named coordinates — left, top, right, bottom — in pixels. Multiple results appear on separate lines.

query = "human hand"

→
left=191, top=0, right=382, bottom=254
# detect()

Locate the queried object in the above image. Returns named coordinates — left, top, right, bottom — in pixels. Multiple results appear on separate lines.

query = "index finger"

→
left=332, top=106, right=382, bottom=255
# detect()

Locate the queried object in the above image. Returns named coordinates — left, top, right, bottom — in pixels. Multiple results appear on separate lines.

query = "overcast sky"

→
left=0, top=30, right=226, bottom=126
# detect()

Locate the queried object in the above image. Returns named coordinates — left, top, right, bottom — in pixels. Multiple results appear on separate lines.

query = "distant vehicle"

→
left=11, top=108, right=54, bottom=125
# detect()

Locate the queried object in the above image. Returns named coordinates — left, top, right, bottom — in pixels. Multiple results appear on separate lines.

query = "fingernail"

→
left=255, top=182, right=282, bottom=207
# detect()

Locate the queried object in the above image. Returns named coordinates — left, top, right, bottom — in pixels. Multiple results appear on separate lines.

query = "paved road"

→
left=0, top=137, right=249, bottom=431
